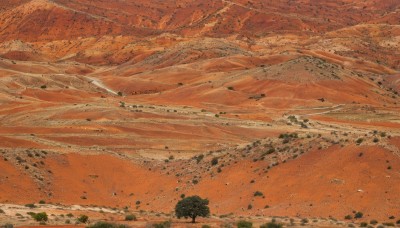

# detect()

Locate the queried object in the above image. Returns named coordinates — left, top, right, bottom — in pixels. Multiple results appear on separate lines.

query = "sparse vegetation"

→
left=0, top=2, right=399, bottom=227
left=125, top=214, right=136, bottom=221
left=253, top=191, right=263, bottom=197
left=152, top=221, right=171, bottom=228
left=31, top=212, right=48, bottom=222
left=354, top=212, right=363, bottom=219
left=195, top=154, right=204, bottom=163
left=211, top=157, right=218, bottom=166
left=25, top=204, right=36, bottom=208
left=344, top=215, right=352, bottom=220
left=77, top=215, right=89, bottom=223
left=237, top=220, right=252, bottom=228
left=88, top=222, right=129, bottom=228
left=370, top=220, right=378, bottom=225
left=260, top=222, right=283, bottom=228
left=301, top=218, right=309, bottom=224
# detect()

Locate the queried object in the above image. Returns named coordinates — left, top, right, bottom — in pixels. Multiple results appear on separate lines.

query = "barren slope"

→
left=0, top=0, right=399, bottom=227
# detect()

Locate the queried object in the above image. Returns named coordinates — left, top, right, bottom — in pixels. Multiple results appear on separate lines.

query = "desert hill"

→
left=0, top=0, right=399, bottom=227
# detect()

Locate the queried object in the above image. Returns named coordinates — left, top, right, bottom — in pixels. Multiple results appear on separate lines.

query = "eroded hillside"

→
left=0, top=0, right=399, bottom=227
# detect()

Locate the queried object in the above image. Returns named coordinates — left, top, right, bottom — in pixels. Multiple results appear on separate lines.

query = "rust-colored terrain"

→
left=0, top=0, right=399, bottom=227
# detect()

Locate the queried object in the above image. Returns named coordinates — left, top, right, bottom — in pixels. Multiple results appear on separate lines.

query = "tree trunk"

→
left=192, top=216, right=196, bottom=223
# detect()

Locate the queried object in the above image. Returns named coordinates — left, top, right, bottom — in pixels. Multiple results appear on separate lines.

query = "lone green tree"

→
left=175, top=195, right=210, bottom=223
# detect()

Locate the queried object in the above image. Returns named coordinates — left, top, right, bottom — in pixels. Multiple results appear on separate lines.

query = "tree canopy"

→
left=175, top=195, right=210, bottom=223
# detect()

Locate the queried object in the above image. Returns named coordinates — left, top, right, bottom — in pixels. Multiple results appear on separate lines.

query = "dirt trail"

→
left=87, top=77, right=118, bottom=95
left=302, top=104, right=345, bottom=116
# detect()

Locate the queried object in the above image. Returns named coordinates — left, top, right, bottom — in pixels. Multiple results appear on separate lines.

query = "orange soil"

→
left=0, top=158, right=45, bottom=203
left=0, top=0, right=399, bottom=225
left=191, top=145, right=400, bottom=220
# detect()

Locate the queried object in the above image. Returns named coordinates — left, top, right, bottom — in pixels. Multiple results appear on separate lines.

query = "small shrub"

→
left=237, top=220, right=252, bottom=228
left=344, top=215, right=352, bottom=220
left=360, top=222, right=368, bottom=227
left=354, top=212, right=363, bottom=219
left=77, top=215, right=89, bottom=223
left=0, top=209, right=5, bottom=214
left=266, top=148, right=275, bottom=154
left=211, top=157, right=218, bottom=166
left=38, top=200, right=45, bottom=204
left=195, top=154, right=204, bottom=164
left=370, top=220, right=378, bottom=225
left=32, top=212, right=48, bottom=222
left=247, top=204, right=252, bottom=210
left=397, top=220, right=400, bottom=224
left=202, top=225, right=211, bottom=228
left=125, top=214, right=136, bottom=221
left=152, top=221, right=171, bottom=228
left=227, top=86, right=235, bottom=91
left=253, top=191, right=263, bottom=197
left=40, top=85, right=47, bottom=89
left=88, top=222, right=129, bottom=228
left=356, top=138, right=363, bottom=144
left=382, top=222, right=395, bottom=227
left=117, top=92, right=123, bottom=96
left=25, top=204, right=36, bottom=208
